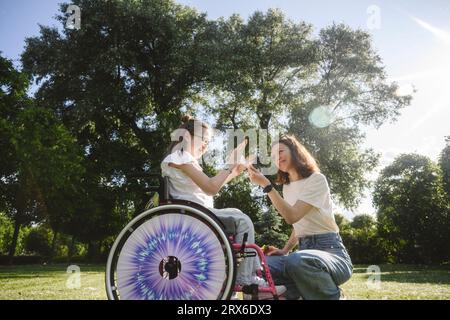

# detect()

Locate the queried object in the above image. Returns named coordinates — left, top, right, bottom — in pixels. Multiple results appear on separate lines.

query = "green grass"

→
left=341, top=264, right=450, bottom=300
left=0, top=264, right=449, bottom=300
left=0, top=264, right=105, bottom=300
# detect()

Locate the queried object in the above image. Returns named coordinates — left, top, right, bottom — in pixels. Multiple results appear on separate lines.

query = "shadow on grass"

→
left=351, top=264, right=450, bottom=285
left=0, top=264, right=105, bottom=280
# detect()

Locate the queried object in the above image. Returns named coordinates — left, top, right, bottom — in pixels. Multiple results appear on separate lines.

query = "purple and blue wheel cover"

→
left=117, top=213, right=227, bottom=299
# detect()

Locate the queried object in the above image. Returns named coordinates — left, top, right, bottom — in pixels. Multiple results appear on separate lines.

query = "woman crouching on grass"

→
left=247, top=135, right=353, bottom=300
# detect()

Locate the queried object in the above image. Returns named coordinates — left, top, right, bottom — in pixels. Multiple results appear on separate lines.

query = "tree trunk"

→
left=98, top=240, right=104, bottom=261
left=8, top=219, right=21, bottom=265
left=68, top=236, right=76, bottom=260
left=87, top=241, right=93, bottom=262
left=259, top=114, right=271, bottom=130
left=50, top=229, right=58, bottom=262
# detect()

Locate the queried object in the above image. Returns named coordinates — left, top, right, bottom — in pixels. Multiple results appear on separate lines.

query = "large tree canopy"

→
left=209, top=9, right=317, bottom=130
left=209, top=15, right=411, bottom=208
left=22, top=0, right=218, bottom=170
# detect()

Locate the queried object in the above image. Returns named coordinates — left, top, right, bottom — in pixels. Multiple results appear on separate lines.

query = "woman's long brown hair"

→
left=274, top=135, right=320, bottom=185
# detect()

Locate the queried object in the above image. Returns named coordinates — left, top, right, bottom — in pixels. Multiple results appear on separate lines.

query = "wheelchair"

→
left=105, top=174, right=279, bottom=300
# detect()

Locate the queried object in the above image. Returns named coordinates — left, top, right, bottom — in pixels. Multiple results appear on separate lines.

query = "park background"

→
left=0, top=0, right=449, bottom=299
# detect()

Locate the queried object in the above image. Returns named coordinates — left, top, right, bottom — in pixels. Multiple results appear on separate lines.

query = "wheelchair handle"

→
left=125, top=173, right=169, bottom=200
left=240, top=233, right=248, bottom=252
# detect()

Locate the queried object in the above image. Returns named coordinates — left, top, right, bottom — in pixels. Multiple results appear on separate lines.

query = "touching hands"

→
left=230, top=163, right=247, bottom=178
left=247, top=164, right=270, bottom=187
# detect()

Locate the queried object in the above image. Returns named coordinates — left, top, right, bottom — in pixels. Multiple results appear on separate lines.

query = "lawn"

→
left=0, top=264, right=449, bottom=300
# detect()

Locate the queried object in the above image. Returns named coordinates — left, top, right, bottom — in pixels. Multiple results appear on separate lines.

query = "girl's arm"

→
left=168, top=139, right=247, bottom=195
left=168, top=163, right=243, bottom=196
left=248, top=165, right=312, bottom=225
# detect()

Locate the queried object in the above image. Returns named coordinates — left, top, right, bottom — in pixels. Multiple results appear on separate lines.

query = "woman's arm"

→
left=268, top=229, right=298, bottom=256
left=282, top=229, right=299, bottom=253
left=266, top=188, right=312, bottom=225
left=248, top=165, right=312, bottom=225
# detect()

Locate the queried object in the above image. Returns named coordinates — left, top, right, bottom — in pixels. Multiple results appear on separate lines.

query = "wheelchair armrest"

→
left=219, top=216, right=237, bottom=236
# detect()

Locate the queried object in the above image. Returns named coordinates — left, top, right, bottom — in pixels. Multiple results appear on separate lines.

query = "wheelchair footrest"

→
left=241, top=284, right=259, bottom=300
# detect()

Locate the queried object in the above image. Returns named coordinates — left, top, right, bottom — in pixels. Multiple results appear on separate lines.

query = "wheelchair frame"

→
left=105, top=174, right=279, bottom=300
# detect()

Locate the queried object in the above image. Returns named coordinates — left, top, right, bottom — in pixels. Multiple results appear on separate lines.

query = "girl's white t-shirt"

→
left=282, top=172, right=339, bottom=237
left=161, top=150, right=214, bottom=208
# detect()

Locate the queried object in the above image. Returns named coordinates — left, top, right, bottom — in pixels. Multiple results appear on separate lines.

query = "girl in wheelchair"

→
left=161, top=115, right=264, bottom=290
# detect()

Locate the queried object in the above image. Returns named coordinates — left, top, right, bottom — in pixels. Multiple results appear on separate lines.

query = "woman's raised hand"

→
left=247, top=164, right=270, bottom=187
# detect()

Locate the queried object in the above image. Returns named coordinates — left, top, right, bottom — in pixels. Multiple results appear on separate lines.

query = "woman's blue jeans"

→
left=266, top=232, right=353, bottom=300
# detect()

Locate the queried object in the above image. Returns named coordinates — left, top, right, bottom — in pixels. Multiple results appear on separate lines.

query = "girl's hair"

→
left=274, top=135, right=320, bottom=185
left=165, top=115, right=210, bottom=156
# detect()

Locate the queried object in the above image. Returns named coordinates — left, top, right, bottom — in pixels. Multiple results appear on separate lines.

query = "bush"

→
left=341, top=227, right=388, bottom=264
left=336, top=214, right=388, bottom=264
left=0, top=213, right=33, bottom=256
left=24, top=228, right=53, bottom=258
left=0, top=213, right=13, bottom=255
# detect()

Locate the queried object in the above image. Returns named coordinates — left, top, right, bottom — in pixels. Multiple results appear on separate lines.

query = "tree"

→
left=0, top=55, right=84, bottom=261
left=0, top=55, right=43, bottom=260
left=210, top=9, right=317, bottom=130
left=288, top=24, right=412, bottom=209
left=0, top=213, right=14, bottom=255
left=21, top=2, right=222, bottom=248
left=438, top=136, right=450, bottom=199
left=334, top=213, right=351, bottom=231
left=336, top=214, right=388, bottom=264
left=351, top=214, right=376, bottom=230
left=289, top=117, right=379, bottom=208
left=373, top=154, right=449, bottom=264
left=24, top=227, right=53, bottom=258
left=22, top=0, right=218, bottom=169
left=210, top=15, right=412, bottom=209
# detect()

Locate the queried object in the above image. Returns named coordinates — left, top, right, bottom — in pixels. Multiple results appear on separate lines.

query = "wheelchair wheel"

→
left=106, top=203, right=236, bottom=300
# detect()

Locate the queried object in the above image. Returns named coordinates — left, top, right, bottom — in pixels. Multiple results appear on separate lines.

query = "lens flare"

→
left=309, top=106, right=334, bottom=128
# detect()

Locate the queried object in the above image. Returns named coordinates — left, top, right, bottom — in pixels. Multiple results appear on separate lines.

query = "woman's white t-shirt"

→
left=282, top=172, right=339, bottom=237
left=161, top=150, right=214, bottom=208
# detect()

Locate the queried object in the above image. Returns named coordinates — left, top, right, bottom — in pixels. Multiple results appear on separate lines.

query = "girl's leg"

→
left=266, top=255, right=300, bottom=299
left=212, top=208, right=259, bottom=286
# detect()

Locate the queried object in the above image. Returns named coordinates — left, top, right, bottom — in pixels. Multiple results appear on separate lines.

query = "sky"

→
left=1, top=0, right=449, bottom=218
